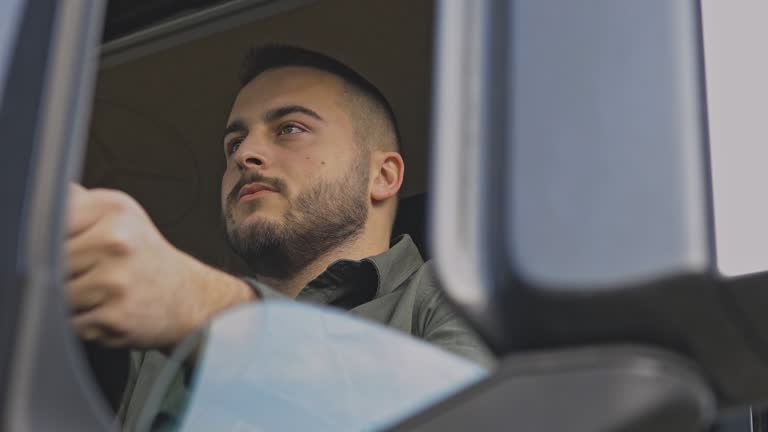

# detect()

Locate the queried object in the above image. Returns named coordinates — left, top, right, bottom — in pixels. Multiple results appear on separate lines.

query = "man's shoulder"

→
left=404, top=260, right=497, bottom=368
left=400, top=259, right=442, bottom=298
left=392, top=259, right=460, bottom=328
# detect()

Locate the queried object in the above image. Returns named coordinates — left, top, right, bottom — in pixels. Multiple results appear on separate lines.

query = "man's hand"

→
left=66, top=184, right=256, bottom=349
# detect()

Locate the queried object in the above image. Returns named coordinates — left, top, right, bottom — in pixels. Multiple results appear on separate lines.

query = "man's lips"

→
left=238, top=183, right=277, bottom=202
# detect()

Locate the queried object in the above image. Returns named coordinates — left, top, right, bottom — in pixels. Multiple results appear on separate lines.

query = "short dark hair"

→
left=239, top=44, right=401, bottom=152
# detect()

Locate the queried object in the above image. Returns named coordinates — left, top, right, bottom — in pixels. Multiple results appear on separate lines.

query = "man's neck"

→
left=255, top=234, right=389, bottom=298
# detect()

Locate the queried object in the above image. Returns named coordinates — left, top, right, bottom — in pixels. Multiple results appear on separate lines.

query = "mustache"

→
left=227, top=171, right=288, bottom=205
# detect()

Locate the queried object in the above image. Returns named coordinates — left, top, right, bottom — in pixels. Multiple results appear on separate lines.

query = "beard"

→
left=222, top=158, right=369, bottom=280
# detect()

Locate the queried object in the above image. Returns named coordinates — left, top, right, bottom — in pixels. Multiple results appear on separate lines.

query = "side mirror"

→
left=431, top=0, right=768, bottom=415
left=135, top=302, right=487, bottom=431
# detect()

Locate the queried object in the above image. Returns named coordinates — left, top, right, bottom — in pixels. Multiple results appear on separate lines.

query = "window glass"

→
left=77, top=0, right=476, bottom=428
left=135, top=302, right=487, bottom=431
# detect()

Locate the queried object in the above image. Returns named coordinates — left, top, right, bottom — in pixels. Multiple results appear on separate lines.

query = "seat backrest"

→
left=392, top=193, right=429, bottom=260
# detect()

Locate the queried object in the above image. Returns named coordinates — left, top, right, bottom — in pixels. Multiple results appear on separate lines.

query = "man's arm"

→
left=66, top=184, right=256, bottom=350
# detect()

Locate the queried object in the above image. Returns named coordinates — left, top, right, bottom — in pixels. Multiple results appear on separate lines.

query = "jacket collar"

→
left=296, top=235, right=424, bottom=308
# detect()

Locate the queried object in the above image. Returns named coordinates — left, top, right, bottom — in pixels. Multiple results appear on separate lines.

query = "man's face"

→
left=221, top=67, right=370, bottom=278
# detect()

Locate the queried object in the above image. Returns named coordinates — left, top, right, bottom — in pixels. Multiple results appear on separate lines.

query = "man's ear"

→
left=370, top=151, right=404, bottom=203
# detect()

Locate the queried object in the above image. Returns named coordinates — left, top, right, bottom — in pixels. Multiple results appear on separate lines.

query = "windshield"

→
left=135, top=301, right=488, bottom=431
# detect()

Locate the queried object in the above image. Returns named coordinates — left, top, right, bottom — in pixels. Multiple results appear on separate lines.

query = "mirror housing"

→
left=432, top=0, right=768, bottom=408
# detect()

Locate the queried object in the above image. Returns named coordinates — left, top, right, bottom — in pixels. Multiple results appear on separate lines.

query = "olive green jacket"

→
left=117, top=235, right=494, bottom=430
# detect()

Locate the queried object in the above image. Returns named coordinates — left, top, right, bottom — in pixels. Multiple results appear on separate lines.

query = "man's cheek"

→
left=222, top=180, right=238, bottom=205
left=222, top=170, right=238, bottom=195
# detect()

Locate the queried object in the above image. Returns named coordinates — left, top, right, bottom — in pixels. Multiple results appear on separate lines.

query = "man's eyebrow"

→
left=264, top=105, right=325, bottom=123
left=223, top=119, right=248, bottom=140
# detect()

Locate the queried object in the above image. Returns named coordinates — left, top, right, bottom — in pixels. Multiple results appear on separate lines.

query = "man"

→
left=67, top=44, right=492, bottom=426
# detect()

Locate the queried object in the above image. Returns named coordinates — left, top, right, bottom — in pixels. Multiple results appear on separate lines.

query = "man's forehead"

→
left=230, top=66, right=345, bottom=115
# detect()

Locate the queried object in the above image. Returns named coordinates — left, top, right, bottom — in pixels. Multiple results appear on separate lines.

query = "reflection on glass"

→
left=136, top=301, right=488, bottom=431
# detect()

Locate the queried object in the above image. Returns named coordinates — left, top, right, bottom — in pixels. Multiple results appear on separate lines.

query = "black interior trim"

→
left=103, top=0, right=233, bottom=41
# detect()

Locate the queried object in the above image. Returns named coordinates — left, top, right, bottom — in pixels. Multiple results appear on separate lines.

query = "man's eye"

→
left=277, top=124, right=305, bottom=136
left=227, top=138, right=243, bottom=155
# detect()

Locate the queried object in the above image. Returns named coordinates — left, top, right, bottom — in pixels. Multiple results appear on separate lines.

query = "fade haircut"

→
left=239, top=44, right=401, bottom=153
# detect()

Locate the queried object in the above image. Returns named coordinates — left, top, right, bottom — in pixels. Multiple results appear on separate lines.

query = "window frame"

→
left=0, top=1, right=110, bottom=430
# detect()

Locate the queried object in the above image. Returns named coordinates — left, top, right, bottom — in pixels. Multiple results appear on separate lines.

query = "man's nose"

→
left=235, top=138, right=270, bottom=170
